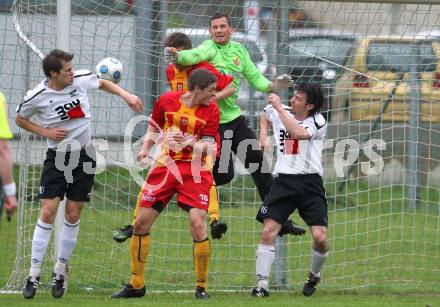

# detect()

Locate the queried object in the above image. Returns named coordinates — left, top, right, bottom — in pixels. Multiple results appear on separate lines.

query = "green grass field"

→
left=1, top=291, right=440, bottom=307
left=1, top=167, right=440, bottom=305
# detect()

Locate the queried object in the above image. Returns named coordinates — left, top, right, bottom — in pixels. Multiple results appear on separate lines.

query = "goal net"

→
left=2, top=0, right=440, bottom=293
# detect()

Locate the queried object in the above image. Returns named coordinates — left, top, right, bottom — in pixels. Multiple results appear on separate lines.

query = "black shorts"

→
left=256, top=173, right=328, bottom=227
left=39, top=145, right=96, bottom=202
left=213, top=116, right=273, bottom=201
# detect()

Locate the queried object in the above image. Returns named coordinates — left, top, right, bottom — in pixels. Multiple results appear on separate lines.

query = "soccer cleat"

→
left=51, top=272, right=67, bottom=298
left=113, top=224, right=133, bottom=243
left=111, top=283, right=146, bottom=299
left=195, top=286, right=210, bottom=299
left=303, top=272, right=321, bottom=296
left=210, top=219, right=227, bottom=240
left=278, top=219, right=306, bottom=236
left=251, top=287, right=269, bottom=297
left=22, top=276, right=40, bottom=299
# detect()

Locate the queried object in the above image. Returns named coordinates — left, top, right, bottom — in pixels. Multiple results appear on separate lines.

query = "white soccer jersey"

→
left=16, top=70, right=100, bottom=149
left=263, top=104, right=327, bottom=176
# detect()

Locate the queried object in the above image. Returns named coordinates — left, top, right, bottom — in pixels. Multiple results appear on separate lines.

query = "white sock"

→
left=311, top=248, right=328, bottom=277
left=54, top=219, right=80, bottom=275
left=29, top=219, right=52, bottom=278
left=256, top=243, right=276, bottom=290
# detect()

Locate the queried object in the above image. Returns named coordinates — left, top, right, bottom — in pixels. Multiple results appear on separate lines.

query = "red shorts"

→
left=139, top=161, right=213, bottom=211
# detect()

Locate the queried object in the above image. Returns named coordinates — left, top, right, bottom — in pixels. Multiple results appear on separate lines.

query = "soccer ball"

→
left=95, top=57, right=123, bottom=84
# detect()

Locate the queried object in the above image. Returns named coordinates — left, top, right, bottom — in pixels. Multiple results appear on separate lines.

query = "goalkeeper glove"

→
left=269, top=74, right=293, bottom=95
left=163, top=47, right=179, bottom=62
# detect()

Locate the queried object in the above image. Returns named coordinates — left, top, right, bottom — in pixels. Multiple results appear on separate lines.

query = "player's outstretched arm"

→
left=241, top=53, right=292, bottom=96
left=215, top=84, right=235, bottom=101
left=99, top=79, right=143, bottom=113
left=169, top=40, right=217, bottom=66
left=241, top=50, right=272, bottom=93
left=268, top=94, right=311, bottom=140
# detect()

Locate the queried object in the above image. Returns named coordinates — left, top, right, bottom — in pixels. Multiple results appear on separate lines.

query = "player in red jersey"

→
left=166, top=32, right=233, bottom=237
left=111, top=68, right=219, bottom=300
left=113, top=32, right=234, bottom=243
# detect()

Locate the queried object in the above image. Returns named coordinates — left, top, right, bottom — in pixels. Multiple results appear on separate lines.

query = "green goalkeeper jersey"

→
left=176, top=39, right=271, bottom=124
left=0, top=91, right=13, bottom=140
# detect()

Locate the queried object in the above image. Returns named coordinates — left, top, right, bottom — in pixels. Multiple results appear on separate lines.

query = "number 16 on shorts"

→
left=199, top=194, right=209, bottom=205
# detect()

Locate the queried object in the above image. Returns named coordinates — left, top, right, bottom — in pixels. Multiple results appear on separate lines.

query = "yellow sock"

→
left=208, top=185, right=220, bottom=224
left=194, top=238, right=210, bottom=289
left=130, top=233, right=150, bottom=289
left=132, top=192, right=142, bottom=226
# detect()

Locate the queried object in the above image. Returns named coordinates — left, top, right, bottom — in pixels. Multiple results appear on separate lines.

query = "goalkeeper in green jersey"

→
left=163, top=12, right=305, bottom=238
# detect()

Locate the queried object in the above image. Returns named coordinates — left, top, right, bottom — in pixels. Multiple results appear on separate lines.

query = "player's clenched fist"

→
left=267, top=93, right=283, bottom=109
left=163, top=47, right=179, bottom=62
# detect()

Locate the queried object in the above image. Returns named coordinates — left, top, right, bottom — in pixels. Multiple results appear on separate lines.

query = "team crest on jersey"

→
left=181, top=118, right=188, bottom=126
left=233, top=57, right=240, bottom=66
left=69, top=89, right=79, bottom=97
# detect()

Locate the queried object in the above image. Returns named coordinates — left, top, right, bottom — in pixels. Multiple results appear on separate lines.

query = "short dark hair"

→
left=42, top=49, right=74, bottom=77
left=188, top=68, right=218, bottom=91
left=209, top=12, right=231, bottom=28
left=295, top=82, right=325, bottom=114
left=164, top=32, right=192, bottom=49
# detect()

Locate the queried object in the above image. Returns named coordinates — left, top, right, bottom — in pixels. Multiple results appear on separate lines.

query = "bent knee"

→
left=65, top=212, right=81, bottom=223
left=261, top=220, right=280, bottom=244
left=191, top=221, right=205, bottom=233
left=40, top=208, right=57, bottom=224
left=313, top=233, right=328, bottom=251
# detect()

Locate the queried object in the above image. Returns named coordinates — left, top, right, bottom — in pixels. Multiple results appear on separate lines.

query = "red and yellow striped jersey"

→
left=150, top=91, right=220, bottom=164
left=166, top=62, right=233, bottom=93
